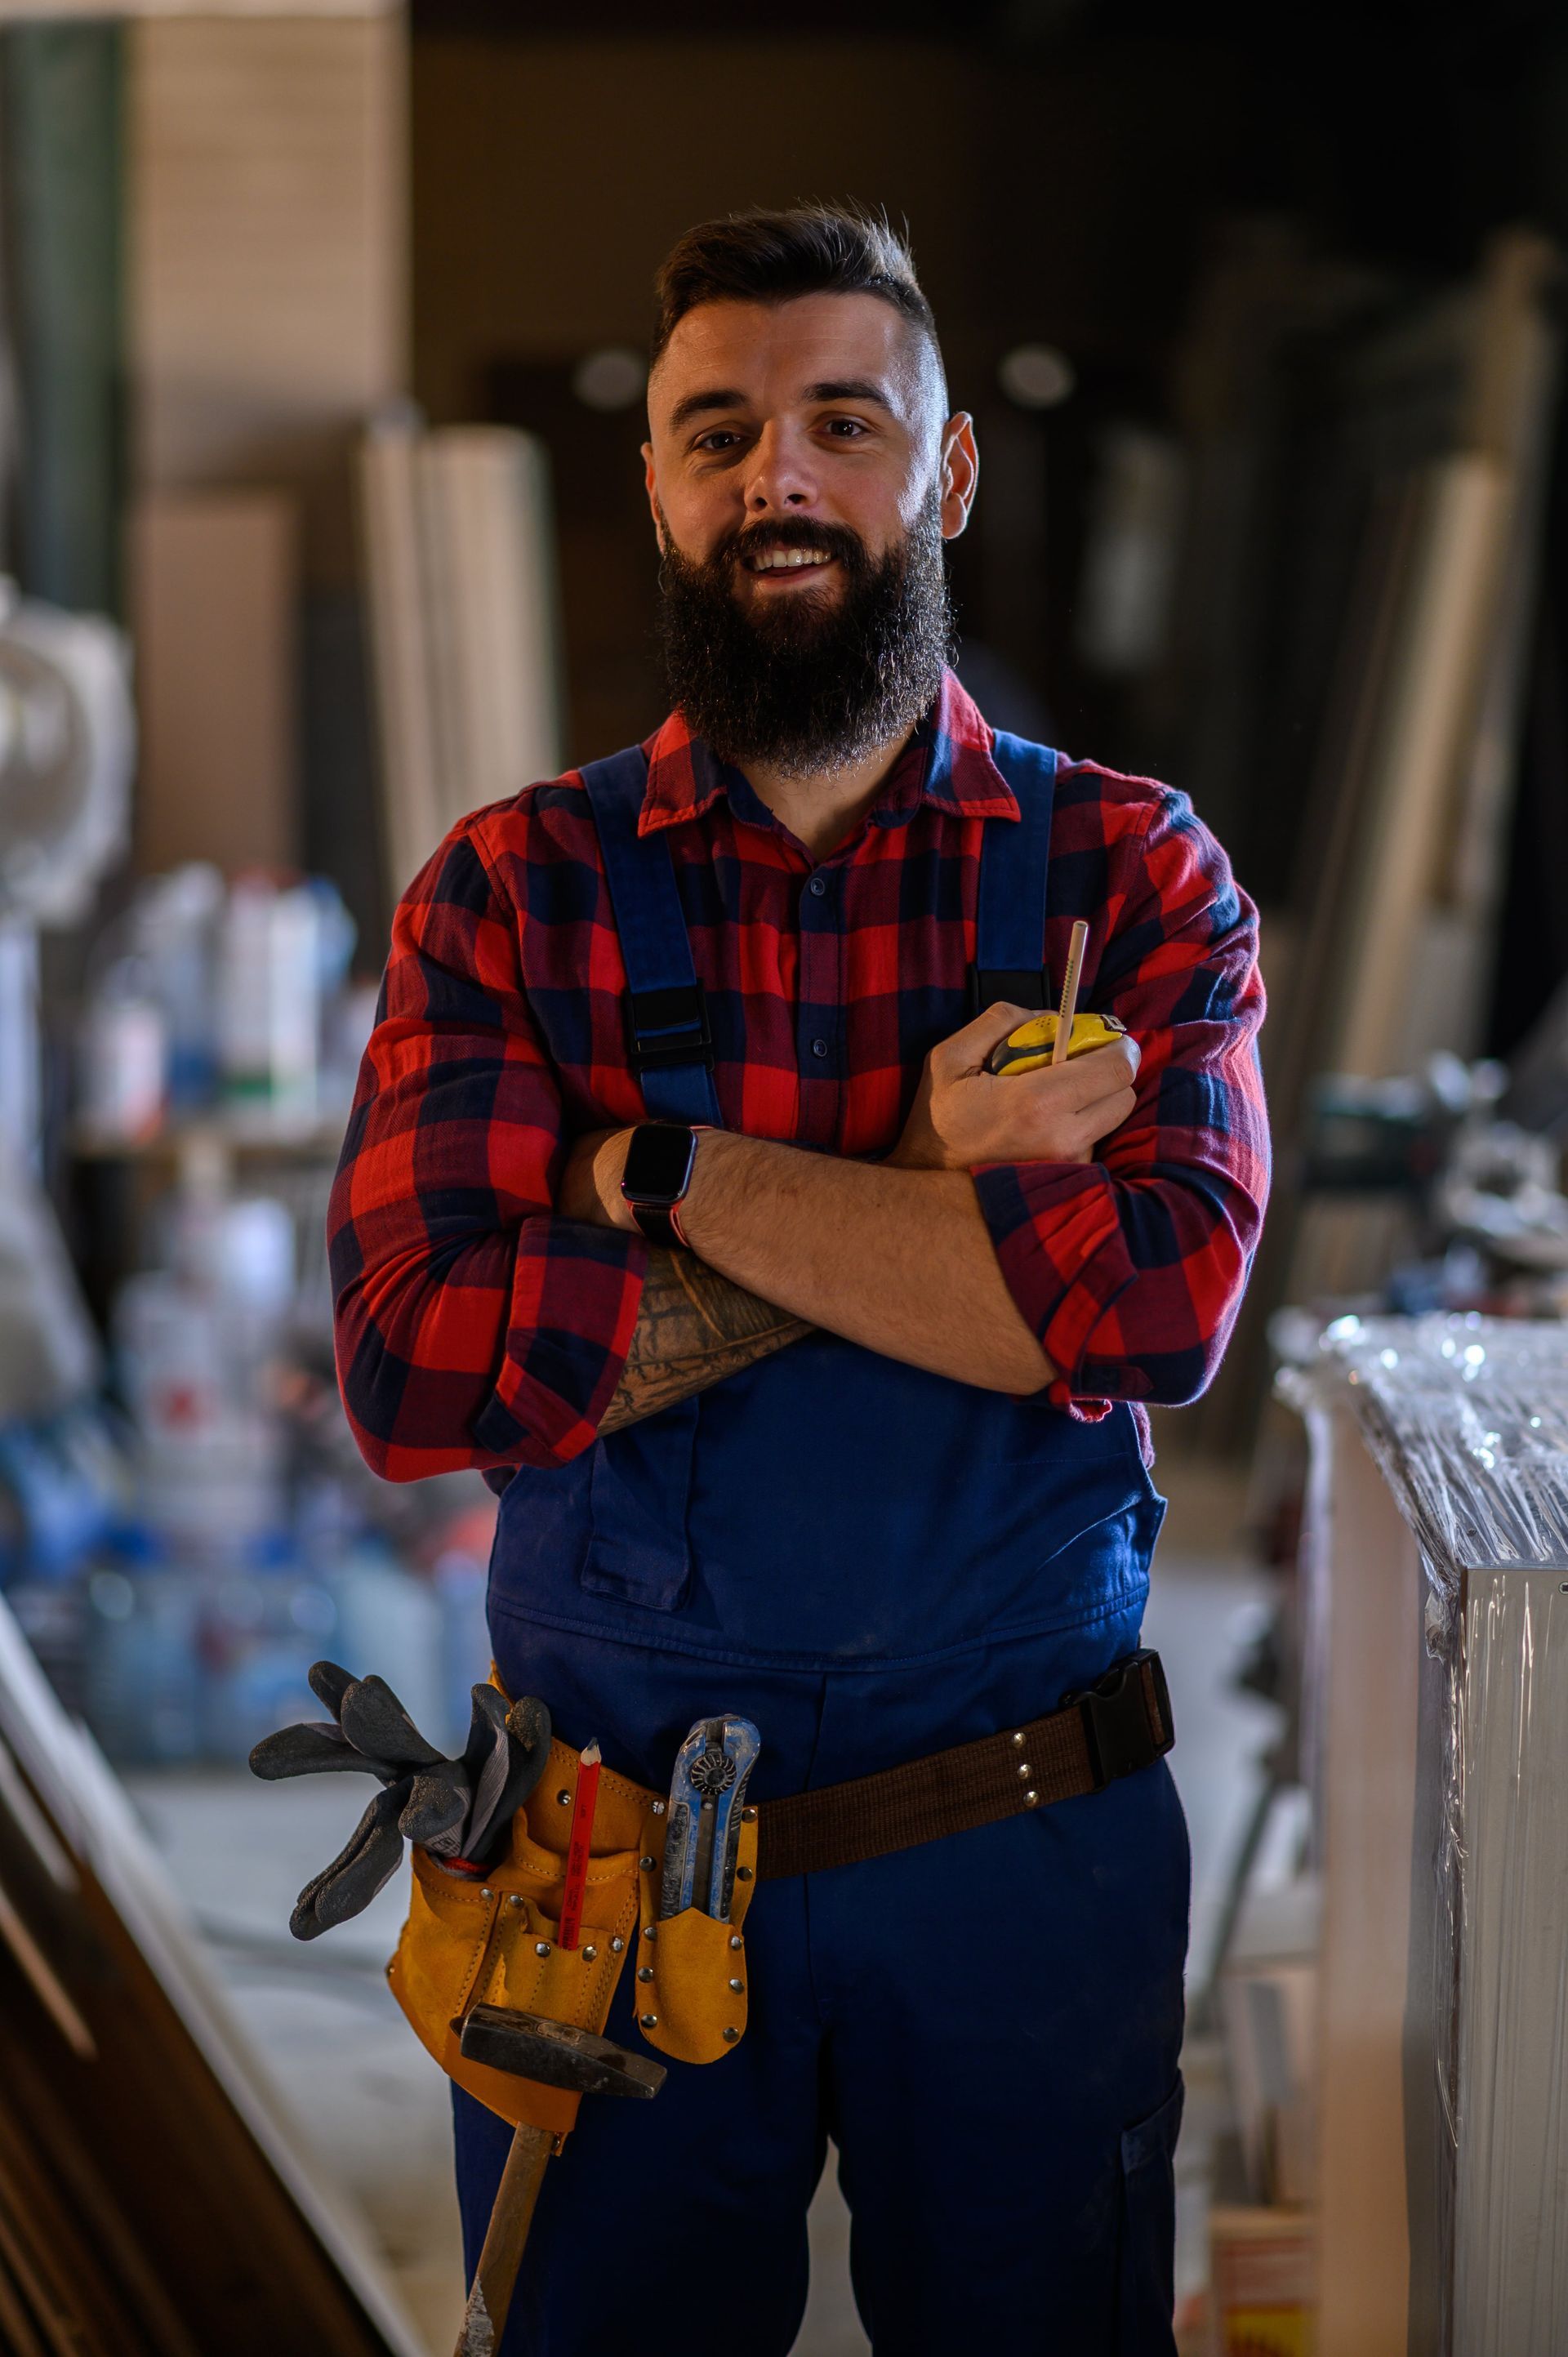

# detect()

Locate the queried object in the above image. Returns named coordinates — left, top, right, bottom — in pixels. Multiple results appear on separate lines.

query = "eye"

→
left=692, top=428, right=744, bottom=453
left=822, top=417, right=871, bottom=439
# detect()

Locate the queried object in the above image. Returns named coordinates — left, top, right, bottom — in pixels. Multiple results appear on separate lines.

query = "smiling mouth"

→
left=742, top=542, right=836, bottom=581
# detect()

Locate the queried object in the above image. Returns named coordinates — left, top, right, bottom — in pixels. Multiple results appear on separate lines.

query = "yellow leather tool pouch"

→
left=632, top=1793, right=759, bottom=2065
left=385, top=1735, right=645, bottom=2138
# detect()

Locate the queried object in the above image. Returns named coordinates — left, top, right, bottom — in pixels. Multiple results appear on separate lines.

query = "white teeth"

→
left=751, top=546, right=829, bottom=572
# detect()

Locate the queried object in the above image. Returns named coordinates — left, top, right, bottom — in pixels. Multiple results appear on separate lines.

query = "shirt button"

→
left=808, top=876, right=827, bottom=898
left=810, top=1038, right=829, bottom=1059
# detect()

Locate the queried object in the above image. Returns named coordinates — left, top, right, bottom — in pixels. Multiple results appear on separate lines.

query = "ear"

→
left=938, top=414, right=978, bottom=541
left=643, top=443, right=666, bottom=546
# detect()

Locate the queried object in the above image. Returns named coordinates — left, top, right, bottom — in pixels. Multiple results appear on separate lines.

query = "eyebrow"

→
left=667, top=376, right=896, bottom=432
left=802, top=377, right=894, bottom=410
left=668, top=386, right=746, bottom=431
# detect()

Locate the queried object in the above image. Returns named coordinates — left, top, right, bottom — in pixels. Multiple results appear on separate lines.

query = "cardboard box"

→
left=1209, top=2206, right=1313, bottom=2357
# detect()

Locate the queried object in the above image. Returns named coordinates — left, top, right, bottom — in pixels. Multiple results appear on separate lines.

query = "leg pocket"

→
left=1117, top=2072, right=1183, bottom=2357
left=581, top=1398, right=698, bottom=1612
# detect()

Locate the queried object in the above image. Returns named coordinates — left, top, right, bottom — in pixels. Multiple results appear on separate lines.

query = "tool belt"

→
left=753, top=1648, right=1173, bottom=1879
left=387, top=1651, right=1172, bottom=2139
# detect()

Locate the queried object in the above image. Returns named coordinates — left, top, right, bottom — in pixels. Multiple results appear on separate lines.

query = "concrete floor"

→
left=123, top=1450, right=1281, bottom=2355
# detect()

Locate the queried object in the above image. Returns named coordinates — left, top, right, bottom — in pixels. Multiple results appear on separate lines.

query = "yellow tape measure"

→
left=987, top=1009, right=1129, bottom=1076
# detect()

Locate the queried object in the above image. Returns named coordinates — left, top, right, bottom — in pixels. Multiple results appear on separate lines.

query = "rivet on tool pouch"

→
left=637, top=1714, right=762, bottom=2065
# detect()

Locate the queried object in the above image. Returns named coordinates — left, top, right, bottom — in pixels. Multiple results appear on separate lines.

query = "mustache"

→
left=655, top=485, right=951, bottom=779
left=706, top=516, right=871, bottom=577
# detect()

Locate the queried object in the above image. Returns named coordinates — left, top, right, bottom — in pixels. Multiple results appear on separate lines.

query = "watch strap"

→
left=630, top=1198, right=688, bottom=1250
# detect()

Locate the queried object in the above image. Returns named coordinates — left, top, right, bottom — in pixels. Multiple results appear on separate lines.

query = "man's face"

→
left=644, top=291, right=974, bottom=607
left=642, top=293, right=977, bottom=774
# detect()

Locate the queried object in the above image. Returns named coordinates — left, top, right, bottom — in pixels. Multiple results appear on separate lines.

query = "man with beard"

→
left=331, top=207, right=1268, bottom=2354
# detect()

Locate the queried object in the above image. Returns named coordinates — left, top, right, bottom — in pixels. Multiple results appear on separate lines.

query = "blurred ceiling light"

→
left=573, top=346, right=648, bottom=413
left=998, top=345, right=1076, bottom=411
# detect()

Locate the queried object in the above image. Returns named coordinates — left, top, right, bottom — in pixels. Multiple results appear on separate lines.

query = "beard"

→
left=655, top=494, right=954, bottom=777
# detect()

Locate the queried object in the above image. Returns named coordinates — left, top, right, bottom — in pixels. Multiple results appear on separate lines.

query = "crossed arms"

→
left=327, top=790, right=1269, bottom=1484
left=572, top=1004, right=1143, bottom=1432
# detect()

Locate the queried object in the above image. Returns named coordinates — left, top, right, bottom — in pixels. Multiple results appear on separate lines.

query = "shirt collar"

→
left=637, top=667, right=1019, bottom=837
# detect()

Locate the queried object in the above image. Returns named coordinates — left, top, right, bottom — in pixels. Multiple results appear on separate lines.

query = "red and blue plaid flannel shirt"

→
left=330, top=671, right=1268, bottom=1482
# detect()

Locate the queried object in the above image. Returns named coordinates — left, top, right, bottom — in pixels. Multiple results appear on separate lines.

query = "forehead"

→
left=648, top=292, right=934, bottom=429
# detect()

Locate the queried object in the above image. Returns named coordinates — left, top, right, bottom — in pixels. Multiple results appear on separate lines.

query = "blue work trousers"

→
left=452, top=1754, right=1188, bottom=2356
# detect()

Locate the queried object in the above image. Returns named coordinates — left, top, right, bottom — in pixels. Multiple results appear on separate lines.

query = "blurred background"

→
left=1, top=2, right=1566, bottom=2351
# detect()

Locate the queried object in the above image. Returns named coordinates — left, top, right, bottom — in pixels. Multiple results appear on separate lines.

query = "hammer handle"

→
left=452, top=2120, right=554, bottom=2357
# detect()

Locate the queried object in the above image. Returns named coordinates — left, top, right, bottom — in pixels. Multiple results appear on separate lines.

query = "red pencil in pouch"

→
left=557, top=1739, right=601, bottom=1950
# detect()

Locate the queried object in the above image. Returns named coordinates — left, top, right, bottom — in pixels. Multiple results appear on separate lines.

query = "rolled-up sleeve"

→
left=972, top=785, right=1269, bottom=1411
left=327, top=818, right=645, bottom=1481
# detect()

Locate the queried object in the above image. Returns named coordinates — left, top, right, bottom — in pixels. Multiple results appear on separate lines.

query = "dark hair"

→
left=651, top=203, right=943, bottom=383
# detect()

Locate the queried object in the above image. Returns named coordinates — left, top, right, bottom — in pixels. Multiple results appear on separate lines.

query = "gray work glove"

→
left=249, top=1661, right=551, bottom=1940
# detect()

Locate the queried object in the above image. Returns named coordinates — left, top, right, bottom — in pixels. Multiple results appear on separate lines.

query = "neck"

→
left=742, top=724, right=917, bottom=862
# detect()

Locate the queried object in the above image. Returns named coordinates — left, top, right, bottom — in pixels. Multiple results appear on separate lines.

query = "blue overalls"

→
left=454, top=736, right=1189, bottom=2356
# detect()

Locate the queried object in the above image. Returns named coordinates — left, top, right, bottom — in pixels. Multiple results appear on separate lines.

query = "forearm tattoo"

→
left=599, top=1248, right=811, bottom=1433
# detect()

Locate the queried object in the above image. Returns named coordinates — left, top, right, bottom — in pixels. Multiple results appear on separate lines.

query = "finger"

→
left=505, top=1694, right=553, bottom=1782
left=248, top=1722, right=376, bottom=1781
left=400, top=1763, right=472, bottom=1852
left=1080, top=1087, right=1139, bottom=1148
left=455, top=1692, right=514, bottom=1853
left=339, top=1673, right=446, bottom=1771
left=466, top=1700, right=555, bottom=1864
left=307, top=1660, right=356, bottom=1721
left=288, top=1782, right=408, bottom=1940
left=991, top=1029, right=1134, bottom=1101
left=1067, top=1040, right=1141, bottom=1101
left=931, top=1000, right=1034, bottom=1081
left=460, top=1683, right=510, bottom=1778
left=1009, top=1043, right=1136, bottom=1122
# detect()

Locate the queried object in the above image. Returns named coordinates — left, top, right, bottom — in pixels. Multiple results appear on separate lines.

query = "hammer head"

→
left=457, top=2006, right=666, bottom=2101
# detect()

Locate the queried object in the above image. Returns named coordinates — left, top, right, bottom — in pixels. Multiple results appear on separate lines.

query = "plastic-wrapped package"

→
left=1288, top=1314, right=1568, bottom=2355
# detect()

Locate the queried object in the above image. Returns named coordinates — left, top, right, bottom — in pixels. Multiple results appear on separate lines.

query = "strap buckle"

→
left=1062, top=1649, right=1174, bottom=1791
left=626, top=983, right=714, bottom=1073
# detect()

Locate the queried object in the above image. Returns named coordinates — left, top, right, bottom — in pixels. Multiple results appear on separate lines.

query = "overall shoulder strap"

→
left=578, top=747, right=723, bottom=1126
left=969, top=731, right=1060, bottom=1014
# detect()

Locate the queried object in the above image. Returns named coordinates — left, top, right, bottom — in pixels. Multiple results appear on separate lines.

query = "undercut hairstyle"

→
left=650, top=203, right=946, bottom=402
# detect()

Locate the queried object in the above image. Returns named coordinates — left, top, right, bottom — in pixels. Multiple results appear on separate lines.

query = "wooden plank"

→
left=1310, top=1409, right=1421, bottom=2354
left=128, top=488, right=299, bottom=873
left=0, top=20, right=124, bottom=613
left=2, top=5, right=395, bottom=19
left=357, top=417, right=442, bottom=897
left=127, top=11, right=406, bottom=573
left=1330, top=452, right=1511, bottom=1076
left=0, top=1597, right=421, bottom=2357
left=416, top=426, right=563, bottom=819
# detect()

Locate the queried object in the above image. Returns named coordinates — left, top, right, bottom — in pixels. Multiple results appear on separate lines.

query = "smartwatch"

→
left=620, top=1121, right=703, bottom=1247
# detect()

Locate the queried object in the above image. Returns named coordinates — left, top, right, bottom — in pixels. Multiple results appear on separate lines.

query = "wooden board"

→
left=0, top=1597, right=421, bottom=2357
left=129, top=488, right=299, bottom=874
left=127, top=11, right=406, bottom=577
left=1306, top=1408, right=1420, bottom=2355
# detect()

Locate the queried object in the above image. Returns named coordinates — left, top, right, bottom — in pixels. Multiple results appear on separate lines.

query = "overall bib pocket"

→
left=581, top=1397, right=700, bottom=1612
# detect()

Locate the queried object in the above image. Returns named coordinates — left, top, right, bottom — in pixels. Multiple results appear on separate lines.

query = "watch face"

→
left=622, top=1123, right=697, bottom=1206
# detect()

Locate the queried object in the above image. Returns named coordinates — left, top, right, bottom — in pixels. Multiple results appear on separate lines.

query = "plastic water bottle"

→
left=82, top=1533, right=203, bottom=1765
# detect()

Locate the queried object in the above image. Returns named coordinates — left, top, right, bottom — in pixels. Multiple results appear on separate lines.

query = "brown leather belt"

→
left=752, top=1649, right=1174, bottom=1882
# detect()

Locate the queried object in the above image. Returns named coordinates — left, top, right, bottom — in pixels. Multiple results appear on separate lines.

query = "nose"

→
left=742, top=420, right=817, bottom=516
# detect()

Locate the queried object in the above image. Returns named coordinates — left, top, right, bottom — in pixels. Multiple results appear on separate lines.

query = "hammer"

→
left=450, top=2007, right=666, bottom=2357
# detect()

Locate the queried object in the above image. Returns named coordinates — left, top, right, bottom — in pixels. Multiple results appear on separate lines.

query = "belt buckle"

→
left=1062, top=1648, right=1172, bottom=1791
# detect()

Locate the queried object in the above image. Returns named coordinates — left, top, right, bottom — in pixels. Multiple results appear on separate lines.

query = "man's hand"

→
left=550, top=1001, right=1143, bottom=1414
left=889, top=1002, right=1140, bottom=1173
left=558, top=1126, right=637, bottom=1230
